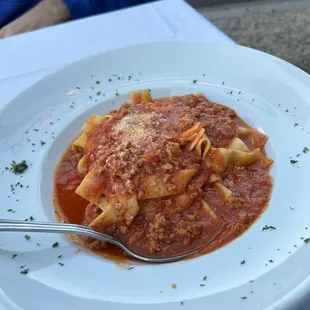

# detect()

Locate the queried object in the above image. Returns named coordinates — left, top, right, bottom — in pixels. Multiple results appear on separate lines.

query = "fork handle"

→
left=0, top=219, right=119, bottom=245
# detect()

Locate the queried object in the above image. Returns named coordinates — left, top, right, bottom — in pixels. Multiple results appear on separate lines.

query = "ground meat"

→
left=55, top=93, right=273, bottom=258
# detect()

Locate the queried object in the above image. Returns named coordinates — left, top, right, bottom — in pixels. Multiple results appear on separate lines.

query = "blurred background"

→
left=190, top=0, right=310, bottom=73
left=1, top=0, right=309, bottom=73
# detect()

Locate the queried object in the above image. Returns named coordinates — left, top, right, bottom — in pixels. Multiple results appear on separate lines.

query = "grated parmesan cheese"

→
left=113, top=113, right=155, bottom=145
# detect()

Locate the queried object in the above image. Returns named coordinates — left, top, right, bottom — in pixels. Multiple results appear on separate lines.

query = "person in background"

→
left=0, top=0, right=152, bottom=38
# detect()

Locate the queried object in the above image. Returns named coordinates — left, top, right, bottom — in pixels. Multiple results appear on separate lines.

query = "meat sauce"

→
left=54, top=94, right=273, bottom=260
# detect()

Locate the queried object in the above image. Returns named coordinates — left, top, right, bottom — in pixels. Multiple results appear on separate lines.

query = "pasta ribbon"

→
left=130, top=89, right=151, bottom=104
left=207, top=148, right=262, bottom=173
left=140, top=169, right=197, bottom=199
left=226, top=137, right=249, bottom=152
left=194, top=134, right=211, bottom=160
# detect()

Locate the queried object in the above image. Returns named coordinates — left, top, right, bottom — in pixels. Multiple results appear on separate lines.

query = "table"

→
left=0, top=0, right=233, bottom=108
left=0, top=1, right=309, bottom=309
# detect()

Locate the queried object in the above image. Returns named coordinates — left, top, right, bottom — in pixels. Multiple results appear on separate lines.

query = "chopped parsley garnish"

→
left=24, top=235, right=31, bottom=240
left=240, top=296, right=247, bottom=300
left=95, top=81, right=100, bottom=84
left=58, top=262, right=64, bottom=267
left=285, top=109, right=289, bottom=112
left=108, top=78, right=112, bottom=82
left=36, top=242, right=41, bottom=246
left=304, top=238, right=310, bottom=244
left=262, top=225, right=276, bottom=231
left=52, top=242, right=59, bottom=248
left=40, top=140, right=46, bottom=146
left=7, top=209, right=15, bottom=213
left=181, top=301, right=184, bottom=305
left=303, top=147, right=309, bottom=153
left=203, top=276, right=207, bottom=281
left=127, top=266, right=134, bottom=270
left=10, top=160, right=28, bottom=174
left=193, top=80, right=198, bottom=83
left=20, top=265, right=26, bottom=269
left=34, top=128, right=39, bottom=132
left=12, top=254, right=18, bottom=259
left=294, top=123, right=298, bottom=127
left=230, top=90, right=233, bottom=95
left=128, top=76, right=132, bottom=80
left=20, top=268, right=29, bottom=275
left=240, top=260, right=246, bottom=265
left=269, top=259, right=274, bottom=263
left=115, top=92, right=119, bottom=96
left=58, top=255, right=62, bottom=259
left=76, top=87, right=80, bottom=89
left=96, top=91, right=101, bottom=96
left=200, top=284, right=206, bottom=287
left=29, top=216, right=35, bottom=221
left=290, top=160, right=298, bottom=164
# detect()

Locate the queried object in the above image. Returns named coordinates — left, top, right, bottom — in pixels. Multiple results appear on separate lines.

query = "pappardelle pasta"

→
left=54, top=90, right=273, bottom=258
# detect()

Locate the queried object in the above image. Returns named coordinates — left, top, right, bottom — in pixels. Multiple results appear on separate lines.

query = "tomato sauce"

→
left=53, top=94, right=273, bottom=261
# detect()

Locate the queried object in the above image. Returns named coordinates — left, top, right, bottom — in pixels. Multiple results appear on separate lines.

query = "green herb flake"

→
left=10, top=160, right=28, bottom=174
left=290, top=160, right=298, bottom=164
left=240, top=260, right=246, bottom=265
left=108, top=78, right=112, bottom=82
left=58, top=255, right=62, bottom=259
left=58, top=262, right=64, bottom=267
left=303, top=147, right=309, bottom=154
left=200, top=284, right=206, bottom=287
left=96, top=91, right=101, bottom=96
left=304, top=238, right=310, bottom=244
left=29, top=216, right=35, bottom=221
left=34, top=128, right=39, bottom=132
left=203, top=276, right=207, bottom=281
left=52, top=242, right=59, bottom=248
left=40, top=140, right=46, bottom=146
left=127, top=266, right=134, bottom=270
left=181, top=301, right=184, bottom=305
left=7, top=209, right=15, bottom=213
left=95, top=81, right=100, bottom=84
left=193, top=80, right=198, bottom=84
left=269, top=259, right=274, bottom=263
left=285, top=109, right=289, bottom=112
left=20, top=268, right=29, bottom=275
left=115, top=92, right=119, bottom=96
left=262, top=225, right=276, bottom=231
left=12, top=254, right=18, bottom=259
left=294, top=123, right=298, bottom=127
left=24, top=235, right=31, bottom=241
left=240, top=296, right=247, bottom=300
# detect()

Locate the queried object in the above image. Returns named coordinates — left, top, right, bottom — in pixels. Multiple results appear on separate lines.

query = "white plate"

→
left=0, top=41, right=310, bottom=310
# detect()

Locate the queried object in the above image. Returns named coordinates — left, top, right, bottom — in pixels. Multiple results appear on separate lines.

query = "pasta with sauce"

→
left=54, top=90, right=273, bottom=258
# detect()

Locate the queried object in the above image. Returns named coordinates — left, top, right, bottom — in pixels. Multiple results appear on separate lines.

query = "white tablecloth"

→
left=0, top=0, right=233, bottom=108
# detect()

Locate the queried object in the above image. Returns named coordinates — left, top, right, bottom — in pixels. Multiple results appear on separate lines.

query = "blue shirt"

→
left=0, top=0, right=152, bottom=29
